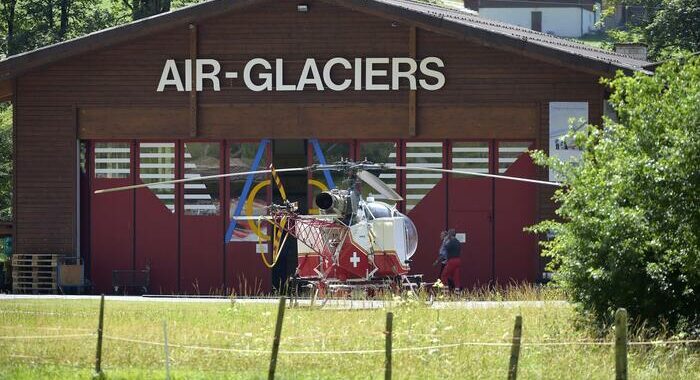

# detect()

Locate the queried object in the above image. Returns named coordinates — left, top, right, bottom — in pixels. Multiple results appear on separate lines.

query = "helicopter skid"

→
left=292, top=274, right=423, bottom=299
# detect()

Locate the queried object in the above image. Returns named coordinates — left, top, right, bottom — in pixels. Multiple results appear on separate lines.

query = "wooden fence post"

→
left=268, top=296, right=286, bottom=380
left=93, top=294, right=105, bottom=380
left=508, top=315, right=523, bottom=380
left=385, top=312, right=394, bottom=380
left=163, top=320, right=171, bottom=380
left=615, top=308, right=628, bottom=380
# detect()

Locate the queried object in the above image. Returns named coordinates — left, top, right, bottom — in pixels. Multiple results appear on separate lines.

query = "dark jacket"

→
left=445, top=237, right=461, bottom=259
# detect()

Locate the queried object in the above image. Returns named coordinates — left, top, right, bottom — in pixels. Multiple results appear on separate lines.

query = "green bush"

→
left=531, top=56, right=700, bottom=336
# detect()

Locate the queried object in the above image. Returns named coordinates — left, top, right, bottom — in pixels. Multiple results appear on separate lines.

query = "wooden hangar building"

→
left=0, top=0, right=649, bottom=294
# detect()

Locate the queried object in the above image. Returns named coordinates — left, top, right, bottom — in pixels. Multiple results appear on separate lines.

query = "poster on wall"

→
left=548, top=102, right=589, bottom=181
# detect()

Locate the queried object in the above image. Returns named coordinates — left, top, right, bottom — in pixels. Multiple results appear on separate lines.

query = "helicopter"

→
left=95, top=159, right=559, bottom=295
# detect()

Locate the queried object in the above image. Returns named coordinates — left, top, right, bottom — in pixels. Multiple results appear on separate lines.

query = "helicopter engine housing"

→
left=315, top=189, right=350, bottom=216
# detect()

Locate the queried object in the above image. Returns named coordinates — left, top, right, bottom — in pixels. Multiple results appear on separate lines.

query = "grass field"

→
left=0, top=296, right=698, bottom=379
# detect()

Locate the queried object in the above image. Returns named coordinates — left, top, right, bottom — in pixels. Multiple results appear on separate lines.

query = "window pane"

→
left=358, top=142, right=398, bottom=201
left=405, top=142, right=443, bottom=212
left=498, top=142, right=531, bottom=174
left=184, top=142, right=220, bottom=216
left=230, top=142, right=269, bottom=241
left=310, top=141, right=351, bottom=213
left=451, top=142, right=490, bottom=176
left=140, top=142, right=176, bottom=213
left=94, top=142, right=130, bottom=178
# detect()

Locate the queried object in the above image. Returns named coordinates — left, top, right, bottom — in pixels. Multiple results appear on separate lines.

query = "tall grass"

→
left=317, top=282, right=567, bottom=303
left=0, top=296, right=697, bottom=379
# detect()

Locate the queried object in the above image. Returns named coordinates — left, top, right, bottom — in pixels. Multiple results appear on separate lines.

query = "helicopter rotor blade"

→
left=95, top=161, right=561, bottom=195
left=388, top=166, right=562, bottom=187
left=94, top=166, right=311, bottom=194
left=356, top=169, right=403, bottom=201
left=231, top=214, right=341, bottom=221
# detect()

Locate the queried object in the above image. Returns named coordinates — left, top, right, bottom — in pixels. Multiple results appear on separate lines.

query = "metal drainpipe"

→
left=580, top=1, right=584, bottom=37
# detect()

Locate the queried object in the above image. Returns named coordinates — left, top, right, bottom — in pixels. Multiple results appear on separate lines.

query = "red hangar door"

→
left=403, top=141, right=447, bottom=282
left=135, top=142, right=179, bottom=294
left=494, top=141, right=537, bottom=283
left=447, top=141, right=494, bottom=288
left=179, top=142, right=224, bottom=294
left=446, top=140, right=537, bottom=287
left=90, top=142, right=134, bottom=294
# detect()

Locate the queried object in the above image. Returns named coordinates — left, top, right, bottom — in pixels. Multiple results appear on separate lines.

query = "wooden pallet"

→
left=12, top=254, right=60, bottom=268
left=12, top=254, right=60, bottom=294
left=13, top=283, right=58, bottom=294
left=12, top=270, right=57, bottom=281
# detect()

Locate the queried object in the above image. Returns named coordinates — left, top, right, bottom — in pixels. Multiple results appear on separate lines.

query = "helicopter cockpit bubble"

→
left=363, top=201, right=418, bottom=261
left=398, top=211, right=418, bottom=259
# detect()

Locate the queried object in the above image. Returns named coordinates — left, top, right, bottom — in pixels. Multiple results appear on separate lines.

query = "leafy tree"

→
left=120, top=0, right=170, bottom=20
left=171, top=0, right=205, bottom=7
left=645, top=0, right=700, bottom=58
left=603, top=0, right=700, bottom=60
left=1, top=0, right=127, bottom=57
left=531, top=56, right=700, bottom=335
left=0, top=0, right=18, bottom=56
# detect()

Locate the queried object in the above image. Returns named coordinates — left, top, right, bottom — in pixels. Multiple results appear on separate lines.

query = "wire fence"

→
left=1, top=297, right=699, bottom=380
left=1, top=332, right=697, bottom=349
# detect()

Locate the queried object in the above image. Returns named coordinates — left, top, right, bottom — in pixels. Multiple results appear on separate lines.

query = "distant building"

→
left=464, top=0, right=601, bottom=38
left=603, top=4, right=646, bottom=29
left=614, top=43, right=648, bottom=61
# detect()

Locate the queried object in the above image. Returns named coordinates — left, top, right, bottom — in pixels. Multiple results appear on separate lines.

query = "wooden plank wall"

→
left=13, top=0, right=605, bottom=255
left=13, top=104, right=76, bottom=254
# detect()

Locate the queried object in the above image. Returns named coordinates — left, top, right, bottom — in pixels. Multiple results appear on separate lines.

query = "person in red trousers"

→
left=440, top=229, right=461, bottom=291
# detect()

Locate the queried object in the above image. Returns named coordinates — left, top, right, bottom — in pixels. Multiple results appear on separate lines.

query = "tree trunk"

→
left=59, top=0, right=69, bottom=40
left=6, top=0, right=17, bottom=55
left=47, top=0, right=55, bottom=30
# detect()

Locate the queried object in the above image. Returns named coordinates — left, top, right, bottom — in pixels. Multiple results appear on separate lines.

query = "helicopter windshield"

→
left=364, top=201, right=418, bottom=261
left=397, top=211, right=418, bottom=259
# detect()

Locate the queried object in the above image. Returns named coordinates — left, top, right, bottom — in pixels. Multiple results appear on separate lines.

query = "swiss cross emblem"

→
left=350, top=252, right=361, bottom=268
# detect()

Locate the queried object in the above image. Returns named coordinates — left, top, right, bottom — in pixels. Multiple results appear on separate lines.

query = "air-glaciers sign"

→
left=157, top=57, right=445, bottom=92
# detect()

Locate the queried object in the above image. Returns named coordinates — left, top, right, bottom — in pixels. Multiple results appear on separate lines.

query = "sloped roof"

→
left=354, top=0, right=649, bottom=72
left=0, top=0, right=651, bottom=86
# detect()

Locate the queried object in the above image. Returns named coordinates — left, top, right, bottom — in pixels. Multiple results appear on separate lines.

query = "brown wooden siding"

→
left=13, top=0, right=606, bottom=255
left=0, top=79, right=12, bottom=102
left=14, top=101, right=76, bottom=254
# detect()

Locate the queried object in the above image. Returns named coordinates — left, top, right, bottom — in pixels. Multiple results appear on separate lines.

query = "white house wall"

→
left=478, top=7, right=599, bottom=37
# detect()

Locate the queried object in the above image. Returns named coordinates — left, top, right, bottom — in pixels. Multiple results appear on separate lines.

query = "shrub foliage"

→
left=531, top=57, right=700, bottom=335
